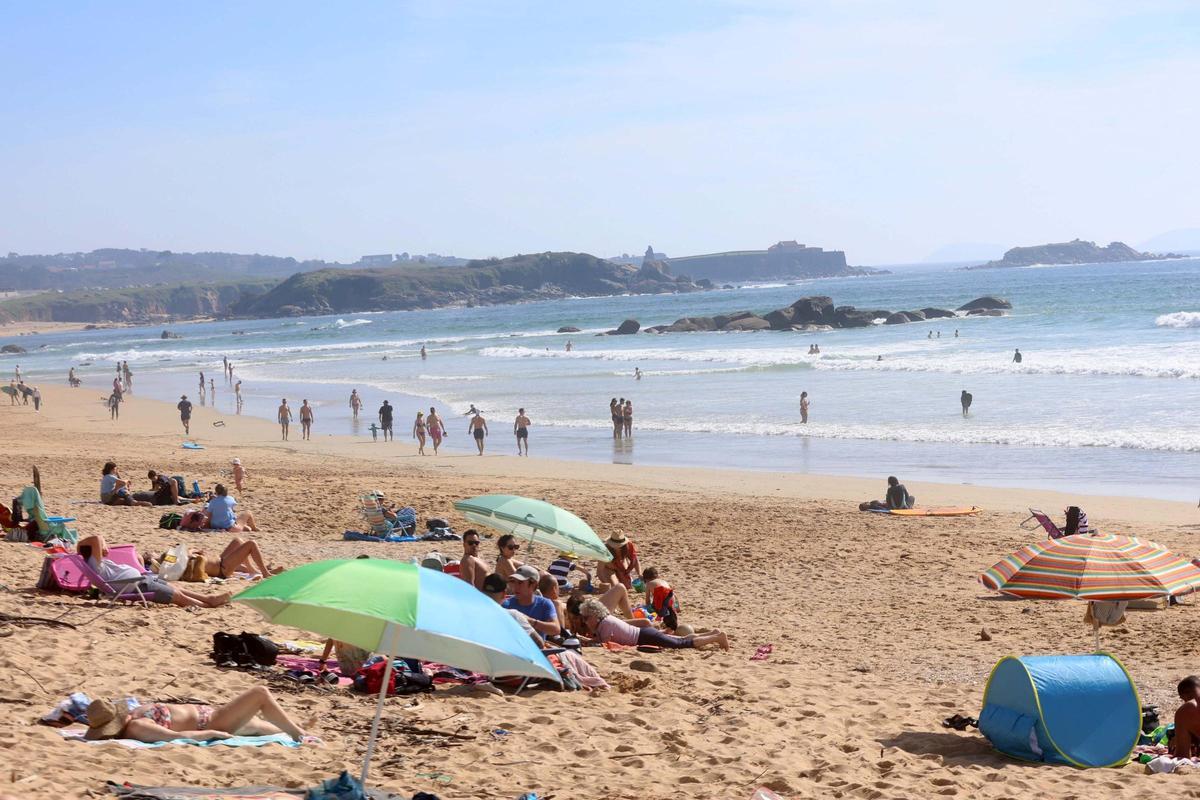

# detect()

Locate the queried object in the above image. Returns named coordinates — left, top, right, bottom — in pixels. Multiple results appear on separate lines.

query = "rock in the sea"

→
left=884, top=312, right=916, bottom=325
left=556, top=326, right=581, bottom=333
left=614, top=319, right=640, bottom=335
left=1, top=344, right=26, bottom=354
left=904, top=310, right=927, bottom=321
left=957, top=296, right=1012, bottom=312
left=160, top=330, right=182, bottom=339
left=665, top=316, right=718, bottom=333
left=789, top=296, right=835, bottom=325
left=763, top=307, right=797, bottom=330
left=721, top=315, right=771, bottom=331
left=832, top=307, right=878, bottom=328
left=712, top=311, right=755, bottom=329
left=920, top=307, right=957, bottom=319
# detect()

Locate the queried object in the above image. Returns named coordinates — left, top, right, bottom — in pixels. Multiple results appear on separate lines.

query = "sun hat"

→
left=231, top=458, right=241, bottom=466
left=557, top=550, right=578, bottom=559
left=510, top=565, right=540, bottom=583
left=606, top=532, right=628, bottom=548
left=85, top=699, right=128, bottom=740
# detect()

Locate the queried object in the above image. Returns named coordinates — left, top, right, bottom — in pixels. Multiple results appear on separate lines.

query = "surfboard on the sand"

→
left=182, top=442, right=205, bottom=450
left=888, top=506, right=982, bottom=517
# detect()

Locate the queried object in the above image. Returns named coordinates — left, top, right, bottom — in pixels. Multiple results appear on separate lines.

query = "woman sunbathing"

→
left=84, top=687, right=312, bottom=742
left=194, top=538, right=283, bottom=579
left=574, top=597, right=728, bottom=651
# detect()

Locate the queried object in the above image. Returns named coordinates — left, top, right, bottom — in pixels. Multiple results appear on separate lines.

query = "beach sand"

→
left=2, top=385, right=1198, bottom=799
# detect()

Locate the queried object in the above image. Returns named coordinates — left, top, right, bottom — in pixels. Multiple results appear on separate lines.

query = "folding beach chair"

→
left=61, top=553, right=150, bottom=608
left=39, top=545, right=141, bottom=594
left=1021, top=507, right=1095, bottom=540
left=19, top=486, right=78, bottom=544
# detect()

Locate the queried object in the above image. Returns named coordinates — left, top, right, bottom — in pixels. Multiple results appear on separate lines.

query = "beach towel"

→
left=342, top=530, right=417, bottom=543
left=557, top=648, right=608, bottom=690
left=60, top=729, right=303, bottom=749
left=109, top=785, right=300, bottom=800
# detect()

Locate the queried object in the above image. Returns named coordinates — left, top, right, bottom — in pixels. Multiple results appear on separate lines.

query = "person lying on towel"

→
left=83, top=687, right=313, bottom=743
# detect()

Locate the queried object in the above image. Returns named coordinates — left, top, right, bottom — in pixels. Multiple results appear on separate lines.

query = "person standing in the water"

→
left=514, top=408, right=531, bottom=456
left=800, top=391, right=809, bottom=424
left=349, top=389, right=361, bottom=419
left=960, top=390, right=973, bottom=417
left=1013, top=348, right=1023, bottom=364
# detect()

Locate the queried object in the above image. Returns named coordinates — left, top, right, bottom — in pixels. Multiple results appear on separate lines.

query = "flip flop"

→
left=750, top=644, right=774, bottom=661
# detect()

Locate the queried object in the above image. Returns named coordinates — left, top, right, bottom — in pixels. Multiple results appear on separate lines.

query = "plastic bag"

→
left=158, top=543, right=188, bottom=581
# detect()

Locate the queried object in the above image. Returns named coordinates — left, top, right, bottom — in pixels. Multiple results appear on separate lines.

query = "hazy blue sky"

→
left=1, top=1, right=1197, bottom=264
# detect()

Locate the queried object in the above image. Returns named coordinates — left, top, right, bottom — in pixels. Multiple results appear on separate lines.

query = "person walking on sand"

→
left=468, top=411, right=488, bottom=455
left=378, top=400, right=394, bottom=441
left=234, top=380, right=242, bottom=410
left=428, top=406, right=445, bottom=454
left=231, top=458, right=246, bottom=492
left=199, top=371, right=205, bottom=394
left=109, top=390, right=121, bottom=420
left=960, top=389, right=973, bottom=417
left=299, top=399, right=314, bottom=440
left=31, top=385, right=41, bottom=413
left=177, top=395, right=192, bottom=434
left=800, top=391, right=809, bottom=424
left=277, top=399, right=292, bottom=440
left=514, top=408, right=531, bottom=456
left=1013, top=348, right=1023, bottom=364
left=413, top=411, right=427, bottom=454
left=622, top=399, right=633, bottom=437
left=112, top=374, right=123, bottom=401
left=349, top=389, right=361, bottom=420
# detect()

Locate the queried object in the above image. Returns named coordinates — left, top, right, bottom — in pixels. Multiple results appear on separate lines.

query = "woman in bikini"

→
left=412, top=411, right=427, bottom=455
left=495, top=533, right=523, bottom=580
left=610, top=398, right=622, bottom=439
left=427, top=406, right=445, bottom=454
left=84, top=686, right=312, bottom=742
left=622, top=399, right=633, bottom=437
left=194, top=538, right=283, bottom=579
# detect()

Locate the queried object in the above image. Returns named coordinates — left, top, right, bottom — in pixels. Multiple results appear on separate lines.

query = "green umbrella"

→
left=234, top=558, right=558, bottom=784
left=453, top=494, right=610, bottom=561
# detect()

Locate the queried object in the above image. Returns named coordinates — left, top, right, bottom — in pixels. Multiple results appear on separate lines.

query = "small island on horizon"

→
left=964, top=238, right=1185, bottom=270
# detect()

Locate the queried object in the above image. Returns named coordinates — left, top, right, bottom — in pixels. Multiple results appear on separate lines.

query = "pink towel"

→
left=558, top=649, right=608, bottom=690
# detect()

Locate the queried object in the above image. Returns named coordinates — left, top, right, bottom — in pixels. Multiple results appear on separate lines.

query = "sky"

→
left=1, top=1, right=1198, bottom=265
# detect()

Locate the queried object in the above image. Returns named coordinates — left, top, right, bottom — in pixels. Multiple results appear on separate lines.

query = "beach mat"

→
left=182, top=443, right=205, bottom=450
left=108, top=784, right=301, bottom=800
left=885, top=506, right=982, bottom=517
left=342, top=530, right=417, bottom=543
left=60, top=729, right=303, bottom=749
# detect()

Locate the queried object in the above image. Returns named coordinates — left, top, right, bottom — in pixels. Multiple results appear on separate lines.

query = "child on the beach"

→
left=231, top=458, right=246, bottom=492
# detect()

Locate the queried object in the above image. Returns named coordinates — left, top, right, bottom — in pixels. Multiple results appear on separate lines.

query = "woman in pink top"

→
left=575, top=598, right=727, bottom=650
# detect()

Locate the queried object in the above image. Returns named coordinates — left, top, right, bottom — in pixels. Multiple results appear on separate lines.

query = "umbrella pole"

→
left=1092, top=617, right=1101, bottom=652
left=360, top=657, right=395, bottom=786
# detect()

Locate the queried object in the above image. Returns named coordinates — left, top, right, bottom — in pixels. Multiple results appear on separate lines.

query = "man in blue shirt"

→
left=502, top=565, right=559, bottom=635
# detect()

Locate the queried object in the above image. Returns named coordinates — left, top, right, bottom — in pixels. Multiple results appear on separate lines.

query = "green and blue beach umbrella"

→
left=235, top=558, right=558, bottom=784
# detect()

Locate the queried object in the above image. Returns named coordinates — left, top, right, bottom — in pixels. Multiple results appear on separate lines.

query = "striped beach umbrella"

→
left=980, top=533, right=1200, bottom=601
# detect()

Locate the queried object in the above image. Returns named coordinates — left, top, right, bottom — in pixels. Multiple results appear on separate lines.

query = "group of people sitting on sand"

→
left=455, top=528, right=728, bottom=651
left=99, top=461, right=258, bottom=532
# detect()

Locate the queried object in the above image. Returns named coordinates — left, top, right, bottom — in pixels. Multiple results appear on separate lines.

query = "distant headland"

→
left=964, top=239, right=1185, bottom=270
left=654, top=241, right=884, bottom=282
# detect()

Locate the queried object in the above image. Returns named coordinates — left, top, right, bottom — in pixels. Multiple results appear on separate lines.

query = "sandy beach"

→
left=2, top=384, right=1199, bottom=799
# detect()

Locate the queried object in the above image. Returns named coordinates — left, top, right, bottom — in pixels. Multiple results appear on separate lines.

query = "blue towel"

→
left=343, top=530, right=417, bottom=544
left=62, top=730, right=302, bottom=749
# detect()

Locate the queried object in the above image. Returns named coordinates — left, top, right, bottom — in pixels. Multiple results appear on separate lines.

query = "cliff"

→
left=233, top=252, right=705, bottom=317
left=966, top=239, right=1184, bottom=270
left=0, top=280, right=274, bottom=324
left=661, top=241, right=883, bottom=281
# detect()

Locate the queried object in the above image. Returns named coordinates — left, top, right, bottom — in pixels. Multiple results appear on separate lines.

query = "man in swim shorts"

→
left=960, top=390, right=972, bottom=417
left=427, top=406, right=445, bottom=453
left=513, top=408, right=530, bottom=456
left=468, top=411, right=488, bottom=455
left=177, top=395, right=193, bottom=435
left=378, top=400, right=393, bottom=441
left=299, top=399, right=314, bottom=440
left=277, top=399, right=292, bottom=440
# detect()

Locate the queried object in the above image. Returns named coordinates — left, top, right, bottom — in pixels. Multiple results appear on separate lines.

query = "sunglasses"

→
left=505, top=544, right=520, bottom=551
left=465, top=540, right=480, bottom=546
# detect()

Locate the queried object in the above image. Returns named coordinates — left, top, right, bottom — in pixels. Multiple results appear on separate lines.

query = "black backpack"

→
left=211, top=632, right=279, bottom=668
left=240, top=632, right=279, bottom=666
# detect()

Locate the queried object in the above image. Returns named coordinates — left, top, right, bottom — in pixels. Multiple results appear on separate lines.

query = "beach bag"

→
left=10, top=497, right=23, bottom=525
left=354, top=660, right=432, bottom=696
left=158, top=512, right=183, bottom=530
left=6, top=526, right=29, bottom=543
left=211, top=632, right=255, bottom=667
left=239, top=632, right=279, bottom=666
left=157, top=543, right=188, bottom=582
left=181, top=554, right=208, bottom=583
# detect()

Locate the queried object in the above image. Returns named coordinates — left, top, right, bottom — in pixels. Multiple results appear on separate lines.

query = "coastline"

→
left=4, top=385, right=1200, bottom=798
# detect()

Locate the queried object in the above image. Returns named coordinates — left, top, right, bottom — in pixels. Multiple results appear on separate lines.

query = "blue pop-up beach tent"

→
left=979, top=654, right=1141, bottom=768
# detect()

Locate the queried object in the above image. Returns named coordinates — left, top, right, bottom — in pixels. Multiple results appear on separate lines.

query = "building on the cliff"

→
left=359, top=254, right=395, bottom=266
left=662, top=241, right=850, bottom=281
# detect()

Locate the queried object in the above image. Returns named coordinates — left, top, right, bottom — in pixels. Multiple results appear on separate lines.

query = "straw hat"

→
left=85, top=699, right=128, bottom=740
left=606, top=532, right=628, bottom=548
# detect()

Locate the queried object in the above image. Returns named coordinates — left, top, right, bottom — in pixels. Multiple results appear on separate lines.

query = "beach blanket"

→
left=60, top=729, right=303, bottom=749
left=109, top=785, right=301, bottom=800
left=276, top=654, right=354, bottom=686
left=342, top=530, right=417, bottom=543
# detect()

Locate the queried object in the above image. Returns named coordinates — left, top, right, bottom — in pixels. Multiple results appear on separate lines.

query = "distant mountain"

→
left=923, top=242, right=1006, bottom=264
left=1139, top=229, right=1200, bottom=255
left=661, top=240, right=883, bottom=281
left=964, top=239, right=1185, bottom=270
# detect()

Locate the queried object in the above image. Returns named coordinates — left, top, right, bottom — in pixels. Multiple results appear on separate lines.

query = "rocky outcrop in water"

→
left=965, top=240, right=1184, bottom=270
left=633, top=295, right=1009, bottom=334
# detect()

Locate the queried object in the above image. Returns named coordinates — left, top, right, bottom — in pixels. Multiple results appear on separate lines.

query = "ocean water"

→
left=7, top=258, right=1200, bottom=501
